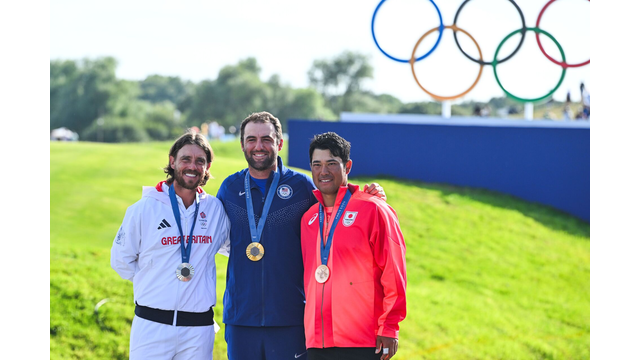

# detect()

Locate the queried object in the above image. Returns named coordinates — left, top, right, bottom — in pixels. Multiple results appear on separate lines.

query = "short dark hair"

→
left=240, top=111, right=283, bottom=144
left=308, top=132, right=351, bottom=164
left=164, top=129, right=214, bottom=186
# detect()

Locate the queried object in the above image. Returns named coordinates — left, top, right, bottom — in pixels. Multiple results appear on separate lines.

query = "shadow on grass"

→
left=353, top=175, right=590, bottom=239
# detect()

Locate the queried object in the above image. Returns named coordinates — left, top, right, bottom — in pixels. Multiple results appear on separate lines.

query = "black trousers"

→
left=308, top=347, right=381, bottom=360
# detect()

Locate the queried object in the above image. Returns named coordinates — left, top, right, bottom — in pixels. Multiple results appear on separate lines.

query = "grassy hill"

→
left=50, top=140, right=589, bottom=359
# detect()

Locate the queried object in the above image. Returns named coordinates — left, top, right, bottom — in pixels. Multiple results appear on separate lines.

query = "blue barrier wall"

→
left=287, top=116, right=590, bottom=222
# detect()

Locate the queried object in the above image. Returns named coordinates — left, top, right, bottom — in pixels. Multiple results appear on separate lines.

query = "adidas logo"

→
left=157, top=219, right=171, bottom=230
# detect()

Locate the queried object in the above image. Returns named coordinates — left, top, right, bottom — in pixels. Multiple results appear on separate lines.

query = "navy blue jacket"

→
left=217, top=157, right=317, bottom=326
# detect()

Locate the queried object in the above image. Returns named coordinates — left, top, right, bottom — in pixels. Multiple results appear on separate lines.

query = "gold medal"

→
left=246, top=242, right=265, bottom=261
left=176, top=263, right=195, bottom=282
left=315, top=265, right=330, bottom=283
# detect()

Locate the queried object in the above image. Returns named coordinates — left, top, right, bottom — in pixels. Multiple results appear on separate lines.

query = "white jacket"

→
left=111, top=181, right=230, bottom=312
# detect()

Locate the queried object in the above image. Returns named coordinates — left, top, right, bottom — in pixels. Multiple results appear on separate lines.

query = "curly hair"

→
left=163, top=129, right=214, bottom=186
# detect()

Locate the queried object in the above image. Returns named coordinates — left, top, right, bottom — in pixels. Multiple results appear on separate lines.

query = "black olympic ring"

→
left=453, top=0, right=526, bottom=66
left=370, top=0, right=590, bottom=102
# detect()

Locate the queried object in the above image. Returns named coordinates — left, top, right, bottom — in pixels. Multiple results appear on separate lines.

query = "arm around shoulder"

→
left=216, top=201, right=232, bottom=257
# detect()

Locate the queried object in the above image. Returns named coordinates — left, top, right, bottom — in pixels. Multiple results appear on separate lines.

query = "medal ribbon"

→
left=318, top=189, right=352, bottom=266
left=169, top=184, right=200, bottom=264
left=245, top=170, right=281, bottom=244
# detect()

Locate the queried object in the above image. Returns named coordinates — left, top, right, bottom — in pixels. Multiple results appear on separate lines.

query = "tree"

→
left=50, top=57, right=120, bottom=133
left=263, top=75, right=336, bottom=130
left=50, top=57, right=149, bottom=135
left=139, top=75, right=194, bottom=111
left=345, top=92, right=403, bottom=114
left=185, top=58, right=268, bottom=131
left=308, top=51, right=374, bottom=114
left=80, top=116, right=150, bottom=143
left=399, top=101, right=442, bottom=115
left=279, top=88, right=337, bottom=125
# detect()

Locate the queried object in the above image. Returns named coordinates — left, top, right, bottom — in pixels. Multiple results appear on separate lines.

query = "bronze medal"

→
left=246, top=242, right=265, bottom=261
left=315, top=264, right=330, bottom=283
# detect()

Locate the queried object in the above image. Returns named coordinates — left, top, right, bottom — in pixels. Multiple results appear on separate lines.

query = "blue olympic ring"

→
left=371, top=0, right=444, bottom=63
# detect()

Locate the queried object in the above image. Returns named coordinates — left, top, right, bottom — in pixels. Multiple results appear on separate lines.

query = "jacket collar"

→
left=313, top=183, right=360, bottom=208
left=155, top=180, right=203, bottom=194
left=276, top=156, right=289, bottom=177
left=244, top=156, right=289, bottom=185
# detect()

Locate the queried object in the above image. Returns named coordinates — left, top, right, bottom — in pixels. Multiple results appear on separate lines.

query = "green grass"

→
left=50, top=140, right=589, bottom=359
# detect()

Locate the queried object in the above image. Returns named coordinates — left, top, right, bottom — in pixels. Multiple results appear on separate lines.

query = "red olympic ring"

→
left=535, top=0, right=590, bottom=68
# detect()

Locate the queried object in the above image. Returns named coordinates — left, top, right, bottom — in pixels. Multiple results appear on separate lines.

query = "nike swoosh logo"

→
left=239, top=191, right=246, bottom=196
left=294, top=352, right=307, bottom=359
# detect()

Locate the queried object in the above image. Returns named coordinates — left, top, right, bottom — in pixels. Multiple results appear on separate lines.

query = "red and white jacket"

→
left=300, top=184, right=407, bottom=349
left=111, top=181, right=230, bottom=313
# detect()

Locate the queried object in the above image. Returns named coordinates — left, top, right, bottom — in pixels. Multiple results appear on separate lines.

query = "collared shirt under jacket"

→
left=217, top=157, right=317, bottom=326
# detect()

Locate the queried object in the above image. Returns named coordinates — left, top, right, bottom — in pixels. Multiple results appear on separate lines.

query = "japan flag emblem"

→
left=342, top=211, right=358, bottom=227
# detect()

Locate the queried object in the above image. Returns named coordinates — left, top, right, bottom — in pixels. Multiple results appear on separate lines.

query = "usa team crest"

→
left=343, top=211, right=358, bottom=227
left=277, top=184, right=293, bottom=199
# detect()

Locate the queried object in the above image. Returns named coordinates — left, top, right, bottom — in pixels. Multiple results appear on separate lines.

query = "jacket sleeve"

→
left=110, top=203, right=143, bottom=281
left=216, top=209, right=232, bottom=257
left=371, top=203, right=407, bottom=339
left=215, top=179, right=231, bottom=257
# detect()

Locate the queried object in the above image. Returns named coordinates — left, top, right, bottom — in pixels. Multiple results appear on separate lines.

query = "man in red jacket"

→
left=300, top=132, right=407, bottom=360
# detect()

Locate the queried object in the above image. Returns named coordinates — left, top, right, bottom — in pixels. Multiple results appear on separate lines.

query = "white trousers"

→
left=129, top=315, right=215, bottom=360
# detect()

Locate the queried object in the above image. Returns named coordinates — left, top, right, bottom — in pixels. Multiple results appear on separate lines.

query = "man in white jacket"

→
left=111, top=130, right=230, bottom=359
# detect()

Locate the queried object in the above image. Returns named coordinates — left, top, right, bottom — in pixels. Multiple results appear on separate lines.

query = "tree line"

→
left=50, top=51, right=529, bottom=143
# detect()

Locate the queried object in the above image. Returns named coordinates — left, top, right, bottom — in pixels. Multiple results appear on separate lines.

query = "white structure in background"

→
left=50, top=127, right=79, bottom=141
left=208, top=121, right=225, bottom=141
left=442, top=101, right=451, bottom=119
left=524, top=103, right=534, bottom=121
left=339, top=112, right=590, bottom=129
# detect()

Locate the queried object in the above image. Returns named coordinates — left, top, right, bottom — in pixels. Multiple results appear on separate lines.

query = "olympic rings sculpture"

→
left=371, top=0, right=590, bottom=103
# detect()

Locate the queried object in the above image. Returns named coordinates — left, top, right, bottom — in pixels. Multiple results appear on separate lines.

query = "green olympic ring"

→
left=493, top=27, right=566, bottom=103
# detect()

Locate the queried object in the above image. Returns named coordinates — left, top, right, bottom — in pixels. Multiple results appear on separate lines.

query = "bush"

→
left=144, top=122, right=171, bottom=141
left=81, top=117, right=150, bottom=143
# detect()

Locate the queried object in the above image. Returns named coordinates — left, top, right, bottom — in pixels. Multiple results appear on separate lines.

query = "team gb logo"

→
left=343, top=211, right=358, bottom=227
left=200, top=211, right=208, bottom=228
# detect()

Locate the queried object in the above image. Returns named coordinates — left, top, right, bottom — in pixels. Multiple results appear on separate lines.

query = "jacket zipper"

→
left=320, top=208, right=330, bottom=347
left=321, top=283, right=325, bottom=347
left=174, top=207, right=188, bottom=326
left=261, top=190, right=266, bottom=326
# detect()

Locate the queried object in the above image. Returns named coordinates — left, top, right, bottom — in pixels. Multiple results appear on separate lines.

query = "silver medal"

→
left=176, top=263, right=195, bottom=282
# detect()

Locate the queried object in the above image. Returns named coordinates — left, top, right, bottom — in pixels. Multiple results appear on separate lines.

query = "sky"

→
left=49, top=0, right=590, bottom=104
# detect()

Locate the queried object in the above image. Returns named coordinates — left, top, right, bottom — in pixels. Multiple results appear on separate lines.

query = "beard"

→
left=244, top=150, right=277, bottom=172
left=173, top=169, right=204, bottom=190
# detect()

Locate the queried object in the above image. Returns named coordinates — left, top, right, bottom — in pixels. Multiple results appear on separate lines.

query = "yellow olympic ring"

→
left=410, top=25, right=483, bottom=102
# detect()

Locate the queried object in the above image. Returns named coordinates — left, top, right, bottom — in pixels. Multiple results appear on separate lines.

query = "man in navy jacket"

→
left=217, top=112, right=384, bottom=360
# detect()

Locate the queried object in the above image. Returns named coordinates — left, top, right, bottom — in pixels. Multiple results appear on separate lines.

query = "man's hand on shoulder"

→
left=364, top=183, right=387, bottom=202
